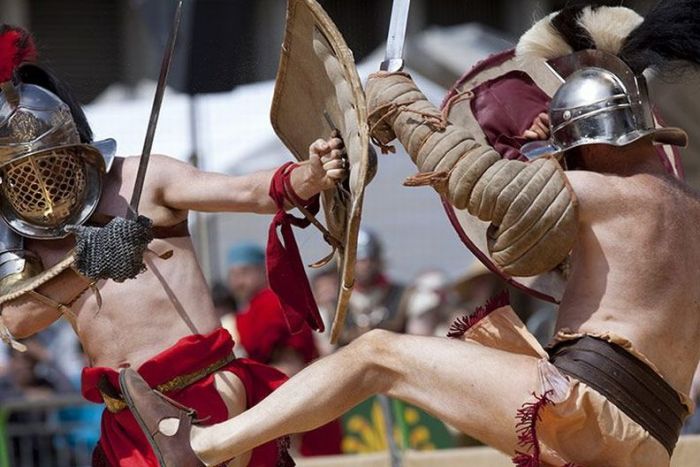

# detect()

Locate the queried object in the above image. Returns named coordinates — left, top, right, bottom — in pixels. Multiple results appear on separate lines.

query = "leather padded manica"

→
left=366, top=72, right=577, bottom=277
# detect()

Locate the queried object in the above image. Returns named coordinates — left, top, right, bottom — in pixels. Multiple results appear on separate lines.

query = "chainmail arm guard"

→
left=68, top=216, right=154, bottom=283
left=366, top=72, right=577, bottom=277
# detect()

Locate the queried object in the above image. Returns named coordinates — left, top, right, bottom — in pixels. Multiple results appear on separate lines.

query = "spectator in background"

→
left=683, top=363, right=700, bottom=434
left=211, top=282, right=238, bottom=341
left=310, top=266, right=340, bottom=356
left=10, top=337, right=74, bottom=398
left=338, top=229, right=407, bottom=345
left=35, top=320, right=83, bottom=390
left=440, top=261, right=503, bottom=337
left=404, top=270, right=451, bottom=337
left=0, top=346, right=9, bottom=395
left=227, top=242, right=343, bottom=456
left=226, top=242, right=268, bottom=309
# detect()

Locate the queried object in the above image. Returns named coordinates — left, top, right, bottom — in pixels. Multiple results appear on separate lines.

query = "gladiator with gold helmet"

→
left=0, top=18, right=352, bottom=467
left=115, top=2, right=700, bottom=467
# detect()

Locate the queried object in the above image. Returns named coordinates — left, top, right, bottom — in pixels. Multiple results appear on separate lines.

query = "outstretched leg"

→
left=191, top=329, right=544, bottom=466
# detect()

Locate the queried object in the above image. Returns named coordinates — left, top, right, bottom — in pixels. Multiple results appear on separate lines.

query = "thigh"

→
left=212, top=370, right=251, bottom=467
left=379, top=333, right=542, bottom=456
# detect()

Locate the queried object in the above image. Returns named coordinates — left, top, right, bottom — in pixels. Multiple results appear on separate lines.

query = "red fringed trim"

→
left=277, top=435, right=295, bottom=467
left=0, top=25, right=36, bottom=82
left=447, top=290, right=509, bottom=338
left=511, top=390, right=553, bottom=467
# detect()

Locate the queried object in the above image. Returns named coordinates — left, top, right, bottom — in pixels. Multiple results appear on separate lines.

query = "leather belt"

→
left=548, top=336, right=687, bottom=456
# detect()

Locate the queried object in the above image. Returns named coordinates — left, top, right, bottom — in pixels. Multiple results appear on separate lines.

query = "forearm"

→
left=1, top=268, right=90, bottom=339
left=162, top=162, right=320, bottom=215
left=2, top=299, right=61, bottom=339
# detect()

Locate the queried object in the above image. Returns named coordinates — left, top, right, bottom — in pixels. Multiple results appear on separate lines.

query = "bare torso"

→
left=561, top=167, right=700, bottom=394
left=27, top=156, right=220, bottom=369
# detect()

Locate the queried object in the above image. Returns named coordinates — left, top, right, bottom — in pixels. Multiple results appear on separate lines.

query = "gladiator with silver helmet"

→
left=369, top=3, right=691, bottom=304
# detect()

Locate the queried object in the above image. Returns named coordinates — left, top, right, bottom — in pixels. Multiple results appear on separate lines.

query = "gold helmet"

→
left=0, top=26, right=115, bottom=239
left=0, top=81, right=115, bottom=239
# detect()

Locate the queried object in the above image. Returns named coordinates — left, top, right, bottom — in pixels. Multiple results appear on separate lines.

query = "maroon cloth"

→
left=470, top=70, right=551, bottom=160
left=266, top=162, right=324, bottom=334
left=299, top=420, right=343, bottom=457
left=236, top=288, right=319, bottom=364
left=81, top=329, right=288, bottom=466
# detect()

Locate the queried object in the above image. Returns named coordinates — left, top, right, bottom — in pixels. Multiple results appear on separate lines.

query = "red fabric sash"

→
left=81, top=329, right=287, bottom=467
left=267, top=162, right=325, bottom=334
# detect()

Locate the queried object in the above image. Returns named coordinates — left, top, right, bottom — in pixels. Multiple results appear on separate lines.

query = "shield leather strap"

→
left=439, top=49, right=683, bottom=303
left=271, top=0, right=374, bottom=342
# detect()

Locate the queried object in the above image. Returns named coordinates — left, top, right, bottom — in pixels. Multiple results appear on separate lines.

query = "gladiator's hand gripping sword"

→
left=380, top=0, right=411, bottom=72
left=70, top=2, right=182, bottom=283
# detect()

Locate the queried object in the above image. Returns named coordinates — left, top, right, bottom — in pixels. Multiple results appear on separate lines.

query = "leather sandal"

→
left=119, top=368, right=205, bottom=467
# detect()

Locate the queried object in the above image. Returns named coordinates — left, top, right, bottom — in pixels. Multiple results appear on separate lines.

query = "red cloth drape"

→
left=266, top=162, right=324, bottom=334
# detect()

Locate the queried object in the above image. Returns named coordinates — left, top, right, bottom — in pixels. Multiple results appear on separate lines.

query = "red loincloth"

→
left=82, top=328, right=288, bottom=467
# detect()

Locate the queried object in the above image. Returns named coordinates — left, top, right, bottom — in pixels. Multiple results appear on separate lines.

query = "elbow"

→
left=1, top=303, right=47, bottom=339
left=2, top=313, right=37, bottom=339
left=2, top=314, right=37, bottom=339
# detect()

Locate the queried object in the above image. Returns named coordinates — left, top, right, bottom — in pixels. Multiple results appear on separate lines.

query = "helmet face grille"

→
left=1, top=148, right=87, bottom=227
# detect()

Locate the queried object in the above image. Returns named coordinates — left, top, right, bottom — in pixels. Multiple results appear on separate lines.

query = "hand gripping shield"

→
left=270, top=0, right=375, bottom=341
left=439, top=49, right=683, bottom=303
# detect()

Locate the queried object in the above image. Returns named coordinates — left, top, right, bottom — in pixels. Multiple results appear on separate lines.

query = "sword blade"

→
left=380, top=0, right=411, bottom=72
left=128, top=0, right=183, bottom=219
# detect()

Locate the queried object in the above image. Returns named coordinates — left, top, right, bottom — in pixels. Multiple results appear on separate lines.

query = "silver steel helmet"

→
left=547, top=50, right=687, bottom=154
left=356, top=228, right=382, bottom=261
left=521, top=50, right=688, bottom=160
left=0, top=80, right=116, bottom=239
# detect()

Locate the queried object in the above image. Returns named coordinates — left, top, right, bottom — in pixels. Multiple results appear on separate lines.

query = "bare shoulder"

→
left=564, top=170, right=624, bottom=222
left=114, top=155, right=194, bottom=221
left=565, top=170, right=617, bottom=202
left=118, top=154, right=198, bottom=188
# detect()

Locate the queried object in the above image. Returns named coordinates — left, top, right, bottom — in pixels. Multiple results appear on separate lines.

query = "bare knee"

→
left=349, top=329, right=403, bottom=392
left=352, top=329, right=396, bottom=357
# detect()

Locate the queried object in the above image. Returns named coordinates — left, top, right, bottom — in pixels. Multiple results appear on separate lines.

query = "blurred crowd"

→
left=2, top=227, right=700, bottom=463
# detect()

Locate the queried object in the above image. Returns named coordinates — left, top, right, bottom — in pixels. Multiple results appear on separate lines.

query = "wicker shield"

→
left=440, top=49, right=683, bottom=303
left=271, top=0, right=374, bottom=342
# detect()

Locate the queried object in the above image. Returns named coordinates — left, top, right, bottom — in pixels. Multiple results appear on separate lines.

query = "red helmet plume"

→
left=0, top=25, right=37, bottom=82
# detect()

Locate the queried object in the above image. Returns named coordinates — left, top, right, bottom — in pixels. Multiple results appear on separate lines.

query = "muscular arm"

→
left=1, top=268, right=90, bottom=339
left=150, top=138, right=345, bottom=215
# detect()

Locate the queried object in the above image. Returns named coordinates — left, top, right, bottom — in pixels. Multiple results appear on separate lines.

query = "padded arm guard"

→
left=366, top=72, right=577, bottom=276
